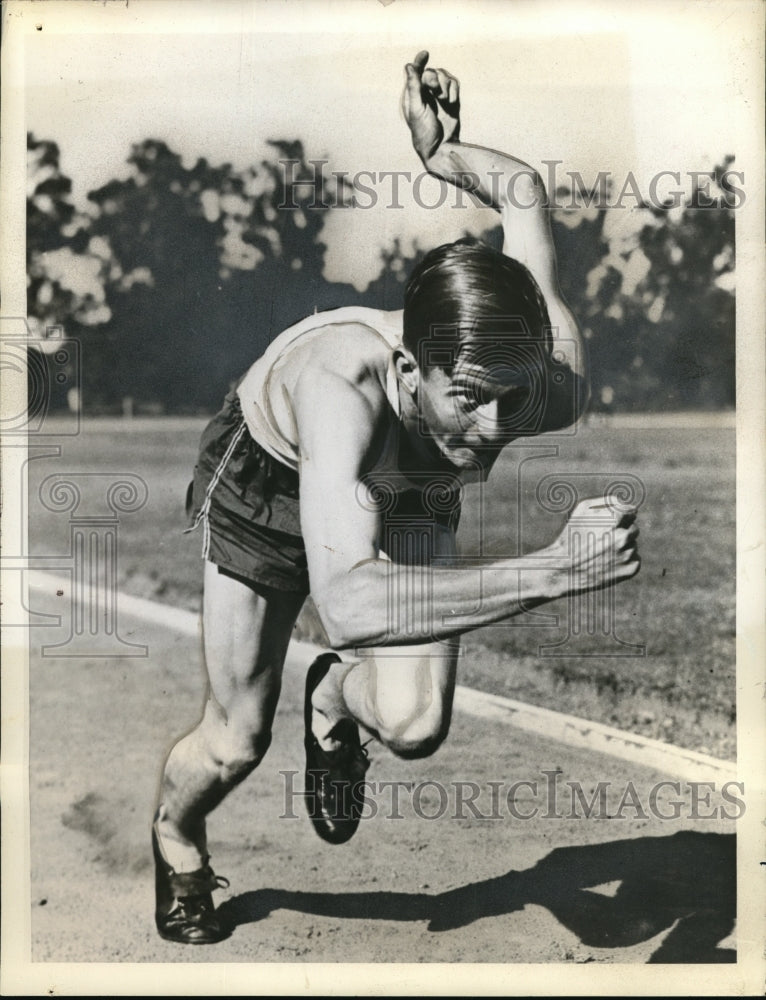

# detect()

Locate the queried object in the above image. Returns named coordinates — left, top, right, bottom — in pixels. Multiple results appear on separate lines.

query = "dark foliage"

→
left=27, top=136, right=735, bottom=414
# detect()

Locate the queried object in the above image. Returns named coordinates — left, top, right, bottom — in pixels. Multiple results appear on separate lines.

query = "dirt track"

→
left=27, top=590, right=737, bottom=969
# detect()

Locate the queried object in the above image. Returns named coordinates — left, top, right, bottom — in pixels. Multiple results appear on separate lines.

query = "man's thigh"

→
left=360, top=521, right=461, bottom=733
left=359, top=639, right=460, bottom=737
left=202, top=561, right=305, bottom=731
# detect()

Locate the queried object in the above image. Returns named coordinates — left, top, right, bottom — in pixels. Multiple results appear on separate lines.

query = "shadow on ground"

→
left=218, top=830, right=735, bottom=963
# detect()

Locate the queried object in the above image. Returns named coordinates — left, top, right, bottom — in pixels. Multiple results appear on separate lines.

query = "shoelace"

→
left=342, top=739, right=371, bottom=769
left=169, top=866, right=230, bottom=899
left=175, top=874, right=230, bottom=910
left=313, top=734, right=372, bottom=760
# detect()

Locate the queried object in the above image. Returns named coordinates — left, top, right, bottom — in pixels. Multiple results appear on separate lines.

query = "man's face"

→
left=415, top=349, right=537, bottom=475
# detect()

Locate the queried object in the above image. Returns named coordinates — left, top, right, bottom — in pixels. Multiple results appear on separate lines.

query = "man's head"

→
left=397, top=239, right=553, bottom=472
left=403, top=238, right=552, bottom=366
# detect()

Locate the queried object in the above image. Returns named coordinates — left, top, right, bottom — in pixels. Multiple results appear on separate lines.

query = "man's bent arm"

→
left=319, top=554, right=562, bottom=651
left=296, top=369, right=636, bottom=651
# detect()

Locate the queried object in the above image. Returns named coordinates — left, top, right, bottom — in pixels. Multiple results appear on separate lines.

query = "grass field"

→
left=27, top=415, right=736, bottom=760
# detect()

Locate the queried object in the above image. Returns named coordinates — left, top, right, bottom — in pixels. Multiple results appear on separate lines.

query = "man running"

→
left=152, top=50, right=640, bottom=944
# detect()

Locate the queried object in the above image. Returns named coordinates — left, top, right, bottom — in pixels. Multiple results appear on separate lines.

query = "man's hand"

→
left=402, top=50, right=461, bottom=163
left=546, top=496, right=641, bottom=597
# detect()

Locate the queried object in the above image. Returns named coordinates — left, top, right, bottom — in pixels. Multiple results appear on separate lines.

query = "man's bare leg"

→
left=311, top=638, right=460, bottom=759
left=155, top=561, right=304, bottom=872
left=310, top=525, right=460, bottom=759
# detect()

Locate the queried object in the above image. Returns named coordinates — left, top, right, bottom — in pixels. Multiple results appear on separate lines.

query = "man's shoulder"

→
left=285, top=308, right=401, bottom=395
left=277, top=305, right=403, bottom=346
left=292, top=336, right=390, bottom=419
left=290, top=350, right=398, bottom=475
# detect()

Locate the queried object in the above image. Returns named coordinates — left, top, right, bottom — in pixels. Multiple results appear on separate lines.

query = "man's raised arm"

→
left=402, top=50, right=590, bottom=428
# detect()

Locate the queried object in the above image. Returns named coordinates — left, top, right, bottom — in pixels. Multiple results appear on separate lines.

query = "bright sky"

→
left=16, top=0, right=762, bottom=289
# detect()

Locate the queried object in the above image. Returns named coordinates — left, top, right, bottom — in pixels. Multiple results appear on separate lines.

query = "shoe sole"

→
left=303, top=653, right=366, bottom=845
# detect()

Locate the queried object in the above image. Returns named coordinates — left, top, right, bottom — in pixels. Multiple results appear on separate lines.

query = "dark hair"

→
left=403, top=238, right=552, bottom=373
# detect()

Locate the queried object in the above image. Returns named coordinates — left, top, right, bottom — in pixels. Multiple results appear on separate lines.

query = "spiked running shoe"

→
left=304, top=652, right=370, bottom=845
left=152, top=826, right=231, bottom=944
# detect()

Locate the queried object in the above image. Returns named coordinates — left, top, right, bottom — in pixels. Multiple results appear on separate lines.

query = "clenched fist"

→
left=546, top=495, right=641, bottom=597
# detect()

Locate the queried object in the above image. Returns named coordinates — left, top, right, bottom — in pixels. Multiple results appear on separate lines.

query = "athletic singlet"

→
left=237, top=306, right=404, bottom=472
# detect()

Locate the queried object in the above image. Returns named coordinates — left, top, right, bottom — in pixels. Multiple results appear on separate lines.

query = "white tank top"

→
left=237, top=306, right=404, bottom=471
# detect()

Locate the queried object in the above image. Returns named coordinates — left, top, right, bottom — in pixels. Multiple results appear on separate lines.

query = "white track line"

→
left=454, top=686, right=737, bottom=782
left=28, top=571, right=736, bottom=782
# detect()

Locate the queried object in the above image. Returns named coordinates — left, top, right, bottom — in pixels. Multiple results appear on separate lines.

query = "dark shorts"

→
left=186, top=390, right=463, bottom=596
left=186, top=390, right=309, bottom=593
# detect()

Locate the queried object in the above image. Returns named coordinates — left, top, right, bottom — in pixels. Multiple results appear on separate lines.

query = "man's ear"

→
left=394, top=347, right=419, bottom=397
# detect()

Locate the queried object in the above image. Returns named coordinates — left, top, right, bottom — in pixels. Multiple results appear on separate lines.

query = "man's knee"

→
left=217, top=728, right=272, bottom=783
left=372, top=683, right=452, bottom=759
left=205, top=706, right=273, bottom=783
left=381, top=718, right=448, bottom=760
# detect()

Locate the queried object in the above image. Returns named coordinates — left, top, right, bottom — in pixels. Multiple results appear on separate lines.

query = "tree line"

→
left=27, top=134, right=735, bottom=414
